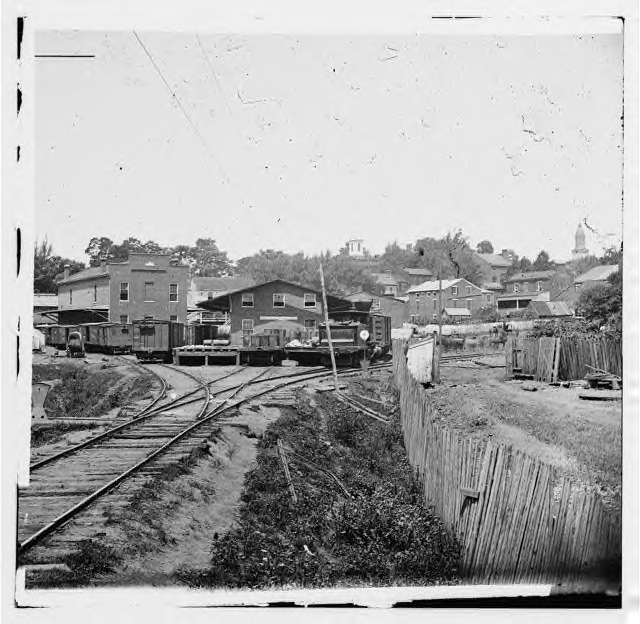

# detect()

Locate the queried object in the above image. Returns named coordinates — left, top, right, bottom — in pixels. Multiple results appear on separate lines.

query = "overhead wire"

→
left=132, top=30, right=227, bottom=181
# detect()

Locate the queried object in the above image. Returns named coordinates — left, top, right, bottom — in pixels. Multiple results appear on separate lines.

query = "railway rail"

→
left=18, top=362, right=392, bottom=557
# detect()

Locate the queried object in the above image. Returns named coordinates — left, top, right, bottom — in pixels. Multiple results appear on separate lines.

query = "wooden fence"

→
left=394, top=340, right=621, bottom=585
left=506, top=334, right=622, bottom=381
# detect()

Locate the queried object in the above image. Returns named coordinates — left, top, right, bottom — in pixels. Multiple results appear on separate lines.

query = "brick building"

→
left=470, top=250, right=513, bottom=294
left=56, top=253, right=189, bottom=325
left=405, top=278, right=494, bottom=325
left=196, top=279, right=352, bottom=345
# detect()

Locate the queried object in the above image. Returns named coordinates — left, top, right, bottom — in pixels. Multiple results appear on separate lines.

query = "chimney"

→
left=501, top=249, right=512, bottom=261
left=100, top=257, right=107, bottom=272
left=63, top=264, right=70, bottom=280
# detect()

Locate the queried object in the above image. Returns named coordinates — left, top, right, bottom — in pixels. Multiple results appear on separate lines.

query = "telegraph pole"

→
left=319, top=262, right=340, bottom=391
left=433, top=271, right=444, bottom=384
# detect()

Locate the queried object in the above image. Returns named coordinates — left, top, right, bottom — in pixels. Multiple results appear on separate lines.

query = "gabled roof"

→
left=504, top=270, right=556, bottom=283
left=192, top=276, right=254, bottom=292
left=406, top=278, right=464, bottom=294
left=474, top=253, right=512, bottom=268
left=443, top=308, right=471, bottom=317
left=344, top=290, right=406, bottom=305
left=57, top=266, right=107, bottom=286
left=574, top=265, right=619, bottom=284
left=196, top=279, right=349, bottom=312
left=528, top=301, right=573, bottom=317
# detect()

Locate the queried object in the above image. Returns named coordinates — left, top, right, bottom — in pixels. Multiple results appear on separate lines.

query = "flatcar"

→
left=132, top=320, right=186, bottom=362
left=285, top=314, right=392, bottom=368
left=239, top=330, right=286, bottom=366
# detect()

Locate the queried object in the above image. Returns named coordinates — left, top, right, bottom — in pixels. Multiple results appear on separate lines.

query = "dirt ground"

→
left=427, top=355, right=622, bottom=511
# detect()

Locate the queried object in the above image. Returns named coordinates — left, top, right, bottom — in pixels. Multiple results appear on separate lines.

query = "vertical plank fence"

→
left=394, top=340, right=621, bottom=585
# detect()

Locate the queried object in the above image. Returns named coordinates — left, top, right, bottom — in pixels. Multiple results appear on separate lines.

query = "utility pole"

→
left=319, top=262, right=340, bottom=391
left=433, top=271, right=443, bottom=384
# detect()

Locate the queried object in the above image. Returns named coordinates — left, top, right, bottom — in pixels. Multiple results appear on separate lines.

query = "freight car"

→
left=285, top=314, right=392, bottom=368
left=132, top=320, right=186, bottom=362
left=239, top=330, right=286, bottom=366
left=48, top=325, right=81, bottom=350
left=102, top=323, right=134, bottom=354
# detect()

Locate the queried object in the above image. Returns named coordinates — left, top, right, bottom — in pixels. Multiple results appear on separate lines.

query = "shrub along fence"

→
left=394, top=340, right=621, bottom=585
left=506, top=334, right=622, bottom=382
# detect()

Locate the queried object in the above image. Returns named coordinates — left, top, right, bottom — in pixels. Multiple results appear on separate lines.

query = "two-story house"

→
left=369, top=267, right=435, bottom=298
left=196, top=278, right=353, bottom=345
left=405, top=278, right=494, bottom=325
left=496, top=270, right=556, bottom=315
left=558, top=264, right=619, bottom=308
left=470, top=249, right=513, bottom=294
left=56, top=253, right=189, bottom=325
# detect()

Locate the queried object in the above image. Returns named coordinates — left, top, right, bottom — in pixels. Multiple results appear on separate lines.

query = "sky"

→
left=35, top=29, right=624, bottom=265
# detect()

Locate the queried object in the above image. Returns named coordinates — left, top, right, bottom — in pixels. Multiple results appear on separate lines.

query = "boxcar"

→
left=82, top=323, right=108, bottom=352
left=49, top=325, right=80, bottom=349
left=103, top=323, right=133, bottom=354
left=132, top=320, right=186, bottom=362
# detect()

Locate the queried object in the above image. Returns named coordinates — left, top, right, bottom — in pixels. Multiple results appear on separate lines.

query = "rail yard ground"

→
left=22, top=350, right=621, bottom=589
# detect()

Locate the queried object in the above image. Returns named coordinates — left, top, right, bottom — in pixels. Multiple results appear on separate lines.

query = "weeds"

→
left=179, top=392, right=460, bottom=589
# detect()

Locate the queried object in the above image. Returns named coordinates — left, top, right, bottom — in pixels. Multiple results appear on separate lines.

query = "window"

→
left=304, top=319, right=316, bottom=329
left=69, top=289, right=73, bottom=305
left=169, top=283, right=178, bottom=302
left=537, top=281, right=542, bottom=292
left=416, top=293, right=421, bottom=300
left=304, top=293, right=317, bottom=308
left=144, top=315, right=154, bottom=321
left=242, top=293, right=254, bottom=308
left=372, top=299, right=381, bottom=311
left=120, top=315, right=129, bottom=324
left=492, top=275, right=498, bottom=283
left=93, top=285, right=97, bottom=303
left=486, top=294, right=492, bottom=303
left=451, top=286, right=458, bottom=295
left=120, top=282, right=129, bottom=301
left=466, top=286, right=472, bottom=295
left=524, top=282, right=529, bottom=292
left=242, top=319, right=254, bottom=332
left=144, top=282, right=154, bottom=301
left=575, top=283, right=582, bottom=291
left=432, top=313, right=438, bottom=321
left=207, top=291, right=213, bottom=299
left=170, top=315, right=178, bottom=322
left=514, top=284, right=520, bottom=293
left=452, top=299, right=458, bottom=308
left=273, top=293, right=285, bottom=308
left=466, top=298, right=472, bottom=309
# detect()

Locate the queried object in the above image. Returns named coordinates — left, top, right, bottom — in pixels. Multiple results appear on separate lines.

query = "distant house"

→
left=554, top=264, right=619, bottom=308
left=344, top=290, right=406, bottom=328
left=442, top=308, right=472, bottom=324
left=405, top=278, right=494, bottom=325
left=33, top=293, right=58, bottom=325
left=496, top=270, right=556, bottom=315
left=56, top=253, right=189, bottom=325
left=524, top=301, right=574, bottom=320
left=196, top=278, right=353, bottom=346
left=370, top=267, right=434, bottom=297
left=470, top=250, right=513, bottom=293
left=188, top=276, right=254, bottom=324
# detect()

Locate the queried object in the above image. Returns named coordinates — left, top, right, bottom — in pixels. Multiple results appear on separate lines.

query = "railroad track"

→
left=18, top=362, right=392, bottom=558
left=440, top=350, right=504, bottom=362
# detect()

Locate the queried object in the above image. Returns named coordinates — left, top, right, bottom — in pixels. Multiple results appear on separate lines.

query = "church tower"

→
left=571, top=223, right=589, bottom=260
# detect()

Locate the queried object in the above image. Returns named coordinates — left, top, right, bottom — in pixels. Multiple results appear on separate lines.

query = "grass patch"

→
left=179, top=392, right=460, bottom=589
left=32, top=363, right=155, bottom=420
left=31, top=421, right=100, bottom=448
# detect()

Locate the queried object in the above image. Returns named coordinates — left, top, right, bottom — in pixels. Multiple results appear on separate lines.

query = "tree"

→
left=575, top=268, right=622, bottom=332
left=85, top=236, right=116, bottom=266
left=34, top=238, right=86, bottom=293
left=532, top=250, right=554, bottom=271
left=190, top=238, right=233, bottom=277
left=476, top=240, right=494, bottom=254
left=518, top=257, right=532, bottom=273
left=600, top=243, right=622, bottom=266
